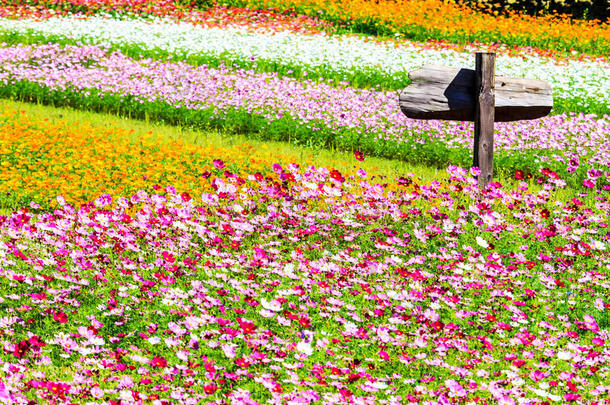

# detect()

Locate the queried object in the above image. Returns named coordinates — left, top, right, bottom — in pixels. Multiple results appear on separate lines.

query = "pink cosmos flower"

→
left=530, top=369, right=547, bottom=382
left=445, top=379, right=466, bottom=397
left=90, top=387, right=104, bottom=399
left=271, top=163, right=282, bottom=173
left=592, top=337, right=605, bottom=346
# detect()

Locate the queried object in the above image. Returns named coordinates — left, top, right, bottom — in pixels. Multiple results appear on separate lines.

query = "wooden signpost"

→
left=399, top=52, right=553, bottom=188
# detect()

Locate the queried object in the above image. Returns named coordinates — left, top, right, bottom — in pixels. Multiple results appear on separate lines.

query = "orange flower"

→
left=239, top=0, right=609, bottom=55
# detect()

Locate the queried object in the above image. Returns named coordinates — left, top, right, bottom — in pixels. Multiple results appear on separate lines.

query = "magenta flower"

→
left=150, top=356, right=168, bottom=368
left=53, top=311, right=68, bottom=324
left=592, top=337, right=605, bottom=346
left=12, top=340, right=30, bottom=359
left=564, top=393, right=581, bottom=402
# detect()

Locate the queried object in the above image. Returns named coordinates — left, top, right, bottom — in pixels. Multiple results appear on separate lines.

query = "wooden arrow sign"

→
left=399, top=53, right=553, bottom=188
left=399, top=65, right=553, bottom=122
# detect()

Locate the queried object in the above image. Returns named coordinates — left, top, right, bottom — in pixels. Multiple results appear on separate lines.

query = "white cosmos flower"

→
left=590, top=240, right=606, bottom=250
left=260, top=298, right=282, bottom=312
left=476, top=236, right=489, bottom=248
left=221, top=343, right=237, bottom=359
left=296, top=341, right=313, bottom=356
left=130, top=354, right=149, bottom=363
left=259, top=308, right=275, bottom=318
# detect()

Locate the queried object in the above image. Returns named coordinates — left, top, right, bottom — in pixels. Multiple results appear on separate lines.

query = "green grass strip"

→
left=0, top=79, right=600, bottom=191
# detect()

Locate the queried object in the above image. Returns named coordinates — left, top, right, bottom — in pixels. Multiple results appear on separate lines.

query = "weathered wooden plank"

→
left=473, top=53, right=495, bottom=189
left=399, top=65, right=552, bottom=122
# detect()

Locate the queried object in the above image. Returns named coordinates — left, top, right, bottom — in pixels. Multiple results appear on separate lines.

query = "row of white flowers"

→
left=0, top=16, right=608, bottom=106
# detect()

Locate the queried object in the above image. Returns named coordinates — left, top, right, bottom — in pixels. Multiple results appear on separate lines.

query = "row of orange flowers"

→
left=0, top=107, right=380, bottom=210
left=233, top=0, right=609, bottom=55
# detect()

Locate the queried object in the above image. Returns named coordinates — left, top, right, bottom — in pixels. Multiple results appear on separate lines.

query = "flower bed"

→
left=0, top=43, right=608, bottom=190
left=0, top=160, right=609, bottom=404
left=0, top=1, right=608, bottom=405
left=0, top=16, right=607, bottom=116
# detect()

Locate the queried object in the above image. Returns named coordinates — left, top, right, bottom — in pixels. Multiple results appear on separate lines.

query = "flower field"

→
left=0, top=42, right=609, bottom=188
left=0, top=15, right=608, bottom=114
left=0, top=1, right=609, bottom=404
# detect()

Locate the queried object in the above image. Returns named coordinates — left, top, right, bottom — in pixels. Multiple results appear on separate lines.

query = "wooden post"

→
left=399, top=53, right=552, bottom=189
left=473, top=52, right=495, bottom=188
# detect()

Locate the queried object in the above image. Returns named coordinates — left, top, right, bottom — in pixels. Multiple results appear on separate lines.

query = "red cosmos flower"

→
left=234, top=357, right=250, bottom=368
left=298, top=317, right=311, bottom=328
left=430, top=321, right=445, bottom=331
left=339, top=388, right=353, bottom=398
left=13, top=340, right=30, bottom=359
left=53, top=311, right=68, bottom=324
left=28, top=335, right=45, bottom=349
left=238, top=319, right=256, bottom=335
left=485, top=314, right=497, bottom=322
left=514, top=169, right=524, bottom=180
left=150, top=356, right=167, bottom=368
left=222, top=224, right=235, bottom=235
left=567, top=380, right=578, bottom=392
left=162, top=251, right=175, bottom=263
left=330, top=169, right=345, bottom=183
left=180, top=192, right=191, bottom=202
left=203, top=384, right=217, bottom=395
left=354, top=150, right=365, bottom=161
left=347, top=373, right=360, bottom=383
